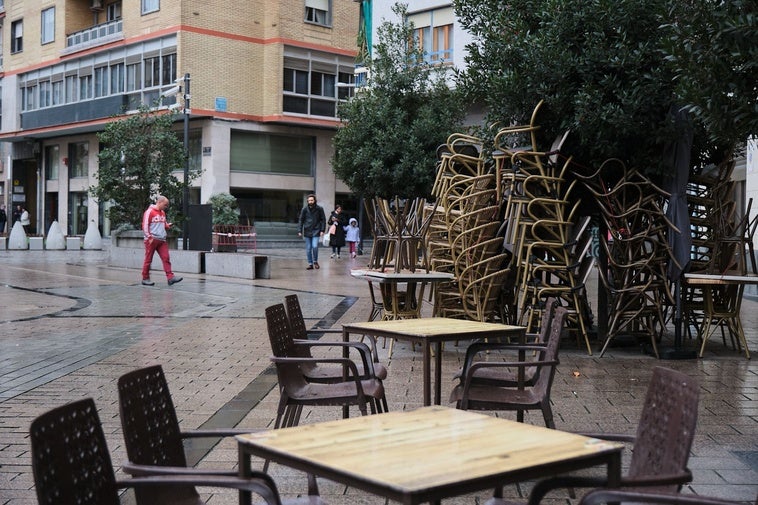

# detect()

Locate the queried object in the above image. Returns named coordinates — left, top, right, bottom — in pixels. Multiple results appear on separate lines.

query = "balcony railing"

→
left=63, top=19, right=123, bottom=55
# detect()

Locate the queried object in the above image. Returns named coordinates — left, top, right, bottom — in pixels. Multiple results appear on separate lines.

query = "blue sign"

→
left=215, top=97, right=227, bottom=112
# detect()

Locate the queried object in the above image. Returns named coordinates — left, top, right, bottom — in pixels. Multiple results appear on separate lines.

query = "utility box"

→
left=187, top=204, right=212, bottom=251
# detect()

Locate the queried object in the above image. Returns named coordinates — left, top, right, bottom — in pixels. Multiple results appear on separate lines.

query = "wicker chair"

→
left=30, top=398, right=283, bottom=505
left=117, top=365, right=322, bottom=505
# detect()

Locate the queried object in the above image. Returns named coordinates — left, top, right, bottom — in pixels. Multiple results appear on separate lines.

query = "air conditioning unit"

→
left=91, top=0, right=104, bottom=11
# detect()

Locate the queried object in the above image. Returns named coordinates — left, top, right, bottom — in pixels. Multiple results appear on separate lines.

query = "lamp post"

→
left=180, top=73, right=190, bottom=250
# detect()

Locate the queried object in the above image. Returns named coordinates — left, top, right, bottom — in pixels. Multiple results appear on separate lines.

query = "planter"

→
left=116, top=229, right=178, bottom=249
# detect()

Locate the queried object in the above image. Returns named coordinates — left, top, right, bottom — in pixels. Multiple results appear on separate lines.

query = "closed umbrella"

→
left=662, top=105, right=695, bottom=359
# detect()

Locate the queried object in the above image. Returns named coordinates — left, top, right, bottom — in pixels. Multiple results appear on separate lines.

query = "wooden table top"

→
left=351, top=269, right=455, bottom=283
left=343, top=317, right=524, bottom=338
left=237, top=406, right=623, bottom=503
left=684, top=271, right=758, bottom=285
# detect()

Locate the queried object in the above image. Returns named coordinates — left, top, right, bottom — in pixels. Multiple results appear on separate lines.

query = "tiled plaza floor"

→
left=0, top=244, right=756, bottom=505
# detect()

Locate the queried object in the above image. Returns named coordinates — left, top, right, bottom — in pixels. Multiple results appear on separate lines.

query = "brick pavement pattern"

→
left=0, top=245, right=756, bottom=505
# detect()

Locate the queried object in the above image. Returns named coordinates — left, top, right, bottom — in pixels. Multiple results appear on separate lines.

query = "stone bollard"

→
left=8, top=221, right=28, bottom=249
left=83, top=220, right=103, bottom=250
left=46, top=221, right=66, bottom=250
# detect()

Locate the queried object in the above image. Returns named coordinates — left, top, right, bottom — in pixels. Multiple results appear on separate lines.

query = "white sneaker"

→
left=330, top=253, right=335, bottom=259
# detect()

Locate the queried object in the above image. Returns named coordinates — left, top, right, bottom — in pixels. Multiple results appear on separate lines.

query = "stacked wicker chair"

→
left=576, top=162, right=675, bottom=357
left=684, top=158, right=751, bottom=357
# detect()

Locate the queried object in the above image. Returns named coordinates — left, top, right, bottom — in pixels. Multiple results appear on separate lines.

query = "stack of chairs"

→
left=427, top=132, right=511, bottom=324
left=684, top=158, right=751, bottom=357
left=367, top=196, right=435, bottom=273
left=577, top=161, right=675, bottom=357
left=426, top=104, right=594, bottom=344
left=500, top=143, right=594, bottom=354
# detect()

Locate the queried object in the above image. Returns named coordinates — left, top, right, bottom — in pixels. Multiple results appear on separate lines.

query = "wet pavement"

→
left=0, top=243, right=756, bottom=505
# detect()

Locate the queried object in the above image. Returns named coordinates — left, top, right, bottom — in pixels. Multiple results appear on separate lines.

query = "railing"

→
left=64, top=19, right=123, bottom=54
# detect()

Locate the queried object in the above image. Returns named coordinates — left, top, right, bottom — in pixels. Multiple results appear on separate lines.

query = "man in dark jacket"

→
left=297, top=193, right=326, bottom=270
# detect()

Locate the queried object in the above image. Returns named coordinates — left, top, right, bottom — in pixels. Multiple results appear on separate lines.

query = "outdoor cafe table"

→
left=683, top=270, right=757, bottom=358
left=236, top=406, right=624, bottom=505
left=343, top=318, right=526, bottom=406
left=350, top=269, right=456, bottom=320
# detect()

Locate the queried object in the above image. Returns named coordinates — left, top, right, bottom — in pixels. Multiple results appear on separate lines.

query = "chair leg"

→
left=542, top=402, right=555, bottom=429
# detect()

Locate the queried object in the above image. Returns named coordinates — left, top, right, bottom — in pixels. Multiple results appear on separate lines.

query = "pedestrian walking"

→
left=297, top=193, right=326, bottom=270
left=141, top=195, right=182, bottom=286
left=328, top=205, right=347, bottom=259
left=0, top=205, right=6, bottom=235
left=345, top=217, right=360, bottom=259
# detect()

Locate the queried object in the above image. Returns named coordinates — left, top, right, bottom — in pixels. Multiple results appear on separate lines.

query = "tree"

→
left=662, top=0, right=757, bottom=150
left=332, top=3, right=466, bottom=199
left=207, top=193, right=240, bottom=225
left=453, top=0, right=755, bottom=174
left=90, top=107, right=195, bottom=232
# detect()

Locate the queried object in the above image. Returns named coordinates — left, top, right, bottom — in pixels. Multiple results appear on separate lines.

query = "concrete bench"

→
left=204, top=253, right=270, bottom=279
left=66, top=237, right=82, bottom=250
left=109, top=246, right=204, bottom=274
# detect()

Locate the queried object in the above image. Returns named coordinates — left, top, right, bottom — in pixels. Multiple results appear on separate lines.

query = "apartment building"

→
left=0, top=0, right=360, bottom=237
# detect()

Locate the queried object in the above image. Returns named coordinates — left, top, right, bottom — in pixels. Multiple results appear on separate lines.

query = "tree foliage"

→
left=208, top=193, right=240, bottom=225
left=90, top=107, right=196, bottom=231
left=661, top=0, right=757, bottom=149
left=332, top=3, right=466, bottom=199
left=453, top=0, right=756, bottom=174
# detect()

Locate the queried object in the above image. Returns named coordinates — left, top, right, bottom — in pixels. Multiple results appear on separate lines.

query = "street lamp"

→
left=180, top=73, right=191, bottom=250
left=161, top=74, right=191, bottom=249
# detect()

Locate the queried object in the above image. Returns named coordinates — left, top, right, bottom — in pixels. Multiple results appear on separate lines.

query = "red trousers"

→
left=142, top=238, right=174, bottom=280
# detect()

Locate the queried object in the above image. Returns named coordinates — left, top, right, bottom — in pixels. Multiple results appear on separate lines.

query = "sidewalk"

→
left=0, top=244, right=756, bottom=505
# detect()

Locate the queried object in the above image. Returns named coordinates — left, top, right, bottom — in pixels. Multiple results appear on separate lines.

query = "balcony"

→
left=62, top=19, right=123, bottom=55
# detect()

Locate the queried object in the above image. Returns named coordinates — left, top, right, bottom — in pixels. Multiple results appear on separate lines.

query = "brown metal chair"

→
left=452, top=297, right=560, bottom=387
left=30, top=397, right=283, bottom=505
left=450, top=306, right=568, bottom=428
left=520, top=366, right=699, bottom=505
left=265, top=303, right=387, bottom=429
left=284, top=293, right=387, bottom=381
left=117, top=364, right=322, bottom=505
left=579, top=489, right=747, bottom=505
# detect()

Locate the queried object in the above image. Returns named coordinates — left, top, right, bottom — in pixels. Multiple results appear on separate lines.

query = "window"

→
left=41, top=8, right=55, bottom=45
left=22, top=84, right=37, bottom=111
left=126, top=63, right=140, bottom=92
left=408, top=7, right=454, bottom=64
left=107, top=1, right=122, bottom=21
left=141, top=0, right=159, bottom=14
left=144, top=56, right=160, bottom=88
left=304, top=0, right=330, bottom=26
left=79, top=75, right=92, bottom=99
left=69, top=142, right=89, bottom=178
left=65, top=75, right=78, bottom=102
left=11, top=20, right=23, bottom=54
left=68, top=192, right=88, bottom=235
left=52, top=80, right=63, bottom=105
left=39, top=81, right=51, bottom=108
left=230, top=131, right=313, bottom=175
left=161, top=54, right=176, bottom=85
left=45, top=145, right=60, bottom=180
left=94, top=67, right=108, bottom=97
left=433, top=24, right=453, bottom=62
left=283, top=54, right=353, bottom=118
left=110, top=62, right=125, bottom=93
